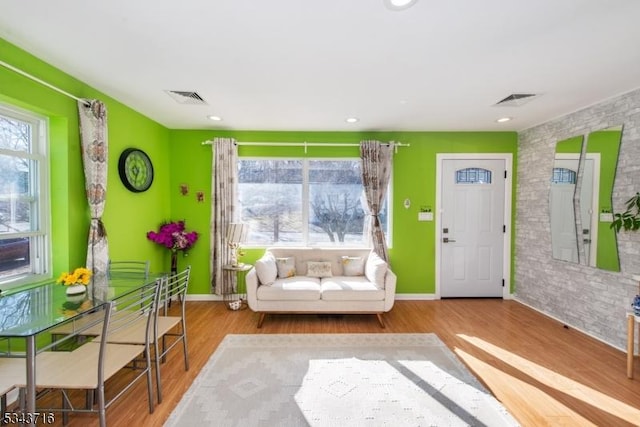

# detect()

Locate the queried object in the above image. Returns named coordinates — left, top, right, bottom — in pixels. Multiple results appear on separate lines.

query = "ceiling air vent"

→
left=165, top=90, right=208, bottom=105
left=494, top=93, right=539, bottom=107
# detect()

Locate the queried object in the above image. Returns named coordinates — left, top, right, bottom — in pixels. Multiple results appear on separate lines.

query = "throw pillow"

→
left=255, top=252, right=277, bottom=285
left=341, top=256, right=365, bottom=276
left=365, top=251, right=388, bottom=288
left=276, top=257, right=296, bottom=278
left=307, top=261, right=333, bottom=278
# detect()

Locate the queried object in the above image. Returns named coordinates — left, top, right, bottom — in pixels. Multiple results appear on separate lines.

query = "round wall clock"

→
left=118, top=148, right=154, bottom=192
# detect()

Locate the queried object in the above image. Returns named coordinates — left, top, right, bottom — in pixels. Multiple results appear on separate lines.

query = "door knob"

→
left=443, top=237, right=456, bottom=243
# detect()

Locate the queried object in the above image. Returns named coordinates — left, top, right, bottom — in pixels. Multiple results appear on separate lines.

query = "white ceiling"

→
left=1, top=0, right=640, bottom=132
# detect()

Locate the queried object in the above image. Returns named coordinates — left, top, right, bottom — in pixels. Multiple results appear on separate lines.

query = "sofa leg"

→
left=376, top=313, right=386, bottom=328
left=257, top=313, right=266, bottom=328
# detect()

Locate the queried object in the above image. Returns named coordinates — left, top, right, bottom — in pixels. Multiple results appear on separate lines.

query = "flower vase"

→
left=65, top=284, right=86, bottom=296
left=633, top=295, right=640, bottom=316
left=171, top=251, right=178, bottom=276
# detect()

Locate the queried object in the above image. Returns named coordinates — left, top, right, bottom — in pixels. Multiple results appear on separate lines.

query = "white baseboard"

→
left=513, top=297, right=623, bottom=352
left=183, top=293, right=514, bottom=302
left=185, top=294, right=223, bottom=301
left=394, top=293, right=438, bottom=300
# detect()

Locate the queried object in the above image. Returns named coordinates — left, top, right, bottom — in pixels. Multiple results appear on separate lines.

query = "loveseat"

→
left=246, top=247, right=396, bottom=328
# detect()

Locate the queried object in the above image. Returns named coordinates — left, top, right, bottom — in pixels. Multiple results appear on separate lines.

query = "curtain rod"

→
left=0, top=59, right=90, bottom=106
left=201, top=140, right=410, bottom=153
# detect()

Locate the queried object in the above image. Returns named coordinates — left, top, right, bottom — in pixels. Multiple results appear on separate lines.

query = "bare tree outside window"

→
left=0, top=112, right=38, bottom=280
left=238, top=158, right=388, bottom=246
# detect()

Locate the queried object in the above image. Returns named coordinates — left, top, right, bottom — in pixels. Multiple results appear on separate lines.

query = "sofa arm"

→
left=246, top=268, right=259, bottom=311
left=383, top=269, right=397, bottom=312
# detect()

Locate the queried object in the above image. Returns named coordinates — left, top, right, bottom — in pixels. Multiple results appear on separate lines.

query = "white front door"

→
left=439, top=158, right=507, bottom=298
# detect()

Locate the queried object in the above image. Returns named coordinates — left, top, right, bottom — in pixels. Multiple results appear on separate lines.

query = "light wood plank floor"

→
left=17, top=299, right=640, bottom=426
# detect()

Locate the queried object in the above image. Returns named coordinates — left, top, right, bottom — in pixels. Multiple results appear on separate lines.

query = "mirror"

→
left=549, top=126, right=624, bottom=270
left=550, top=136, right=583, bottom=263
left=580, top=125, right=623, bottom=271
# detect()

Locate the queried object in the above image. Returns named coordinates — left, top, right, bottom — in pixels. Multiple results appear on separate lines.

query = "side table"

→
left=627, top=274, right=640, bottom=378
left=222, top=263, right=252, bottom=310
left=627, top=313, right=639, bottom=378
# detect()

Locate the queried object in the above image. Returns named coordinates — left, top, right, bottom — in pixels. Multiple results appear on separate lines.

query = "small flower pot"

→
left=65, top=284, right=87, bottom=296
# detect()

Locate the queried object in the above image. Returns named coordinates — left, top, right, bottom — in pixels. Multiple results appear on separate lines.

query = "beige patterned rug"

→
left=165, top=333, right=519, bottom=426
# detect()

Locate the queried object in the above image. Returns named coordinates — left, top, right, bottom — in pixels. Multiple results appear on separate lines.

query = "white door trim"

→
left=435, top=153, right=513, bottom=299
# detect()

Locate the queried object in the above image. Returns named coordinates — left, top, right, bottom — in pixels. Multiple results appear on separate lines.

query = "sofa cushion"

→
left=306, top=261, right=332, bottom=278
left=257, top=276, right=321, bottom=301
left=320, top=276, right=385, bottom=301
left=365, top=251, right=387, bottom=289
left=276, top=257, right=296, bottom=278
left=341, top=256, right=365, bottom=276
left=255, top=252, right=277, bottom=285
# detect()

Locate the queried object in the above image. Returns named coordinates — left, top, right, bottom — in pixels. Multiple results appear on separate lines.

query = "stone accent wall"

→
left=516, top=88, right=640, bottom=350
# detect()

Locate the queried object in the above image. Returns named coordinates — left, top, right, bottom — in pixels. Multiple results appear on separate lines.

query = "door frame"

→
left=435, top=153, right=513, bottom=299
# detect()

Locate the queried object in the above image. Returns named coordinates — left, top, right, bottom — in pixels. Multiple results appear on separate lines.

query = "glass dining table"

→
left=0, top=274, right=161, bottom=426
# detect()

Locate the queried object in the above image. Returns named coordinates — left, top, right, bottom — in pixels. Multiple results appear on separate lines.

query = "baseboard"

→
left=394, top=293, right=438, bottom=300
left=185, top=294, right=223, bottom=301
left=513, top=297, right=623, bottom=352
left=184, top=293, right=513, bottom=302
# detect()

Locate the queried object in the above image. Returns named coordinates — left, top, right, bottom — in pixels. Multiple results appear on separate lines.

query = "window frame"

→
left=238, top=156, right=392, bottom=248
left=0, top=103, right=51, bottom=288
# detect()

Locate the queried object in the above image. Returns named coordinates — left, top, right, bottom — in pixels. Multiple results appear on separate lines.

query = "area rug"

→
left=165, top=334, right=519, bottom=426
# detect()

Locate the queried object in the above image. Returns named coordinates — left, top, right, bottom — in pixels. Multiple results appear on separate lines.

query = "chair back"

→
left=161, top=266, right=191, bottom=316
left=98, top=278, right=162, bottom=383
left=107, top=260, right=150, bottom=280
left=106, top=278, right=161, bottom=338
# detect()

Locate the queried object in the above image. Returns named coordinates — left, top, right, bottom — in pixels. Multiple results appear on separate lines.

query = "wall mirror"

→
left=550, top=135, right=583, bottom=263
left=549, top=126, right=623, bottom=271
left=580, top=125, right=623, bottom=271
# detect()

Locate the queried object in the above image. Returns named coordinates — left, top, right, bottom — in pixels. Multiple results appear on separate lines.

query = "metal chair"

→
left=17, top=279, right=162, bottom=427
left=104, top=266, right=191, bottom=403
left=0, top=357, right=24, bottom=420
left=107, top=260, right=150, bottom=279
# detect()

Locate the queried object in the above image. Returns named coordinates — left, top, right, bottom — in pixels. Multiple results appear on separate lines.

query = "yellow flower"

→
left=57, top=267, right=92, bottom=286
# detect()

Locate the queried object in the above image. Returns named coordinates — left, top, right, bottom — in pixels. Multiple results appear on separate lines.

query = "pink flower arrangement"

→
left=147, top=220, right=198, bottom=254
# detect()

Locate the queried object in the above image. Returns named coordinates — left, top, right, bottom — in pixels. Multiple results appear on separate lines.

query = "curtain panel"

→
left=360, top=140, right=393, bottom=263
left=210, top=138, right=239, bottom=294
left=78, top=100, right=109, bottom=275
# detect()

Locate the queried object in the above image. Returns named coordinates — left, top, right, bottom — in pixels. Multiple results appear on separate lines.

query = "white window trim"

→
left=0, top=103, right=51, bottom=288
left=239, top=156, right=392, bottom=248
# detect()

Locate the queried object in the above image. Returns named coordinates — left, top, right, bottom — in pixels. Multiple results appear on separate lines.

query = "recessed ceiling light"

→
left=496, top=117, right=512, bottom=123
left=345, top=117, right=359, bottom=124
left=384, top=0, right=418, bottom=11
left=207, top=115, right=222, bottom=121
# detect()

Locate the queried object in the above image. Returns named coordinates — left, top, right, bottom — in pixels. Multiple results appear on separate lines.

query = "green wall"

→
left=2, top=37, right=518, bottom=295
left=0, top=38, right=171, bottom=282
left=168, top=130, right=518, bottom=294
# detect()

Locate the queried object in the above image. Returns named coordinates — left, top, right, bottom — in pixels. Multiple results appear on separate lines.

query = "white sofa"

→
left=246, top=247, right=396, bottom=328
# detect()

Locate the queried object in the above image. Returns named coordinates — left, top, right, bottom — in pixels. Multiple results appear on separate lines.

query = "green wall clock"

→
left=118, top=148, right=154, bottom=192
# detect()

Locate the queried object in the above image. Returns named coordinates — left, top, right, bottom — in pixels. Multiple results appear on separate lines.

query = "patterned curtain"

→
left=360, top=140, right=393, bottom=263
left=211, top=138, right=238, bottom=294
left=78, top=100, right=109, bottom=275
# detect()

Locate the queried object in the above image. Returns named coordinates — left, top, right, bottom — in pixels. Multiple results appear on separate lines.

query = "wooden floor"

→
left=16, top=299, right=640, bottom=426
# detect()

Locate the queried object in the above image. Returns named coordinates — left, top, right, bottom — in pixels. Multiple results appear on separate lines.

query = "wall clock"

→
left=118, top=148, right=154, bottom=192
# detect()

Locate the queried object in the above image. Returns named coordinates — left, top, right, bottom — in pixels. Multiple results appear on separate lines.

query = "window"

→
left=551, top=167, right=577, bottom=184
left=0, top=105, right=50, bottom=287
left=238, top=159, right=389, bottom=246
left=456, top=167, right=492, bottom=184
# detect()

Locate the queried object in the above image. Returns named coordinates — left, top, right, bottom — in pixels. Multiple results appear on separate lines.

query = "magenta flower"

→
left=147, top=220, right=199, bottom=254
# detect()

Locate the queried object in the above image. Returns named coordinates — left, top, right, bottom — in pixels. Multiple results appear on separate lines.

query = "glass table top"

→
left=0, top=274, right=162, bottom=338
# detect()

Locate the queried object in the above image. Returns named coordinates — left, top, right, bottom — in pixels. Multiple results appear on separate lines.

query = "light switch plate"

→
left=599, top=212, right=614, bottom=222
left=418, top=212, right=433, bottom=221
